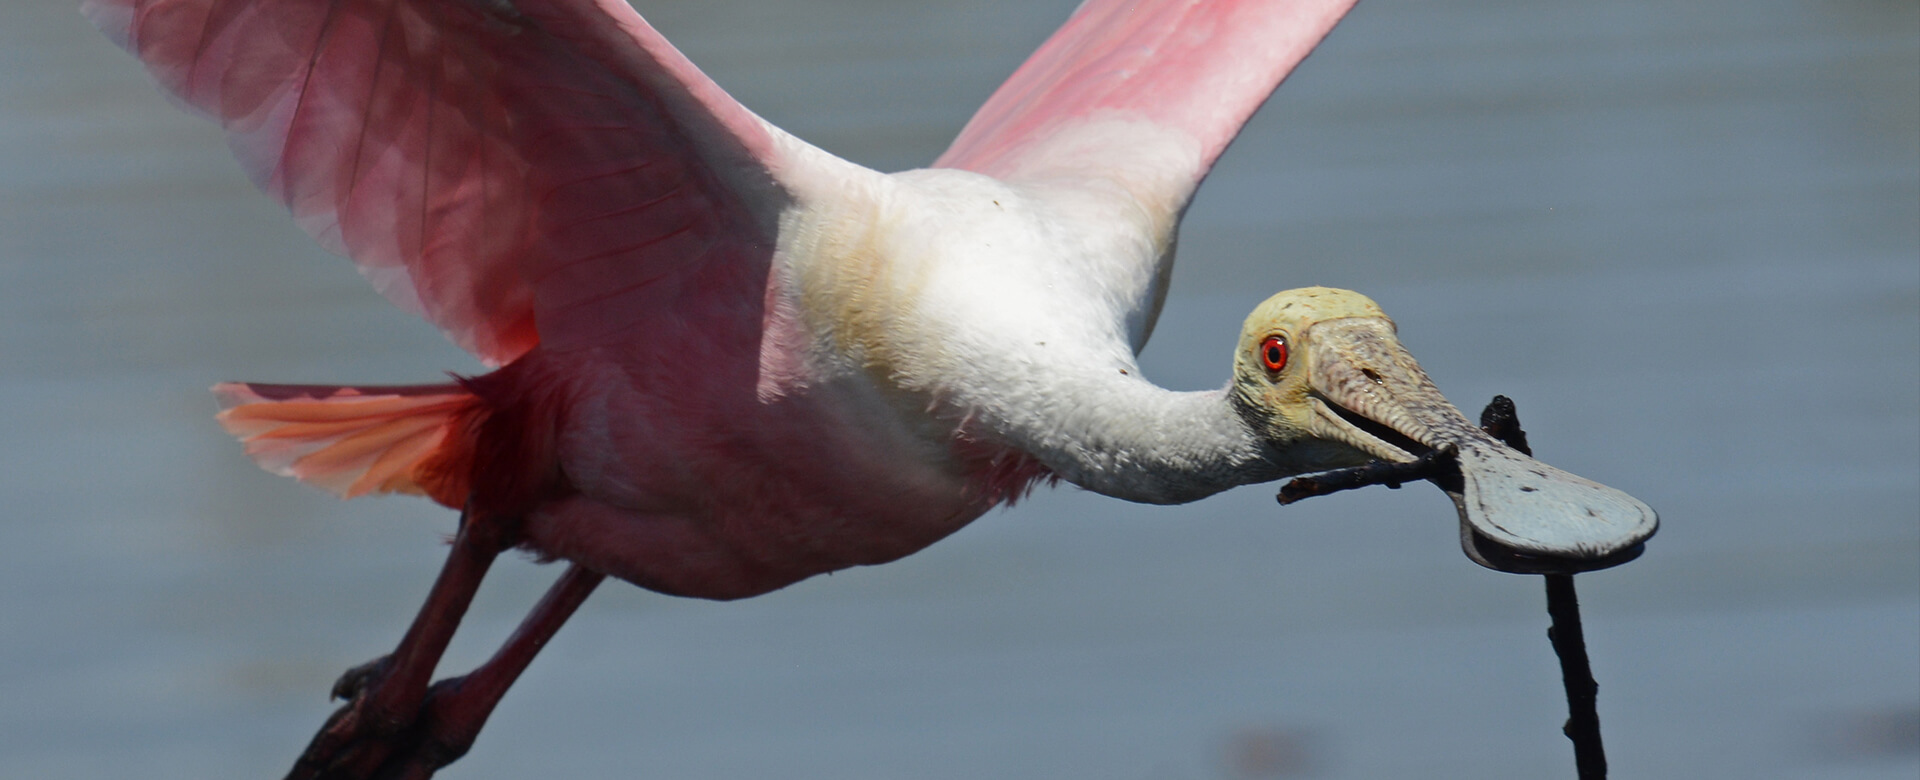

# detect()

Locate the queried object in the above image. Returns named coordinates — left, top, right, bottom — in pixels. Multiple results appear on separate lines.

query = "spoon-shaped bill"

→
left=1447, top=441, right=1656, bottom=573
left=1301, top=317, right=1657, bottom=573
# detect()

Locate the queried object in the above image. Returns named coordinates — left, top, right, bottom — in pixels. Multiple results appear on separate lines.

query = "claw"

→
left=331, top=655, right=395, bottom=701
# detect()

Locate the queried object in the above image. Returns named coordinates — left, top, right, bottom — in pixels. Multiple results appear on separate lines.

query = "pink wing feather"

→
left=86, top=0, right=794, bottom=365
left=937, top=0, right=1358, bottom=206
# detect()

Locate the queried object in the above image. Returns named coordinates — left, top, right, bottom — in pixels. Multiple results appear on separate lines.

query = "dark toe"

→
left=331, top=655, right=395, bottom=701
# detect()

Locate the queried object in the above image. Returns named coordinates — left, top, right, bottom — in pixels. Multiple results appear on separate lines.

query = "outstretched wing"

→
left=937, top=0, right=1358, bottom=217
left=87, top=0, right=819, bottom=365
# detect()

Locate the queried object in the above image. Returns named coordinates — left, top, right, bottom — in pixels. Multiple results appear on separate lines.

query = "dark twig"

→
left=1274, top=445, right=1457, bottom=505
left=1545, top=573, right=1606, bottom=778
left=1477, top=394, right=1532, bottom=456
left=1479, top=396, right=1607, bottom=779
left=1277, top=395, right=1611, bottom=778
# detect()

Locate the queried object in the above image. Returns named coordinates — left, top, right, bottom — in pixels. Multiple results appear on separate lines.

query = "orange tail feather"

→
left=213, top=382, right=482, bottom=507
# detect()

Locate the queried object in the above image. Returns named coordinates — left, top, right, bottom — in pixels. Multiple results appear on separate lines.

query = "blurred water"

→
left=1, top=0, right=1915, bottom=778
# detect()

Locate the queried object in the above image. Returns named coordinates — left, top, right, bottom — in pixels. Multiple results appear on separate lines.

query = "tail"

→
left=213, top=382, right=484, bottom=508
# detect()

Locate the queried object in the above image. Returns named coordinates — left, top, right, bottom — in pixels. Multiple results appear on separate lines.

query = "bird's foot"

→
left=286, top=658, right=476, bottom=780
left=284, top=564, right=604, bottom=780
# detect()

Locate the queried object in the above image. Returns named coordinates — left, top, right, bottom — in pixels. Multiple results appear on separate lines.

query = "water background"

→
left=2, top=1, right=1915, bottom=778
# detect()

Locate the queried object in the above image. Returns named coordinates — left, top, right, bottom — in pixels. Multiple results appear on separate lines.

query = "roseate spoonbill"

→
left=88, top=0, right=1656, bottom=776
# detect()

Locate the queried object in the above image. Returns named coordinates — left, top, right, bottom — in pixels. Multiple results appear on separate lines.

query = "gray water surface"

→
left=2, top=1, right=1915, bottom=778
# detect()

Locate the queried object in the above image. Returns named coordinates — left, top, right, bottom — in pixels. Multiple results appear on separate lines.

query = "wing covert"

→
left=88, top=0, right=804, bottom=365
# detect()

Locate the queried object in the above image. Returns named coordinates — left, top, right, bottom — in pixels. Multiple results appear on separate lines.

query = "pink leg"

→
left=287, top=510, right=517, bottom=780
left=286, top=556, right=605, bottom=780
left=386, top=564, right=606, bottom=778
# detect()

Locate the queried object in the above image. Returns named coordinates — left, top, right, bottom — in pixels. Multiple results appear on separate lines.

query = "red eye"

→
left=1259, top=335, right=1289, bottom=372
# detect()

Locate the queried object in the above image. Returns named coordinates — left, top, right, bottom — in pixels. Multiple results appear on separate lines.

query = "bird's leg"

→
left=288, top=507, right=518, bottom=780
left=370, top=564, right=607, bottom=779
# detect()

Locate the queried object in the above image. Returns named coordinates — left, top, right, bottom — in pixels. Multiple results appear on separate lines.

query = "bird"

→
left=87, top=0, right=1656, bottom=777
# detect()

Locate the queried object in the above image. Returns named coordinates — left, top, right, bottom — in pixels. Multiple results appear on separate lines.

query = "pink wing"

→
left=87, top=0, right=796, bottom=365
left=937, top=0, right=1358, bottom=206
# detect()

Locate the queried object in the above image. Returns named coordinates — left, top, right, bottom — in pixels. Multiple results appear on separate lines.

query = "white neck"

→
left=777, top=167, right=1282, bottom=504
left=993, top=373, right=1281, bottom=505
